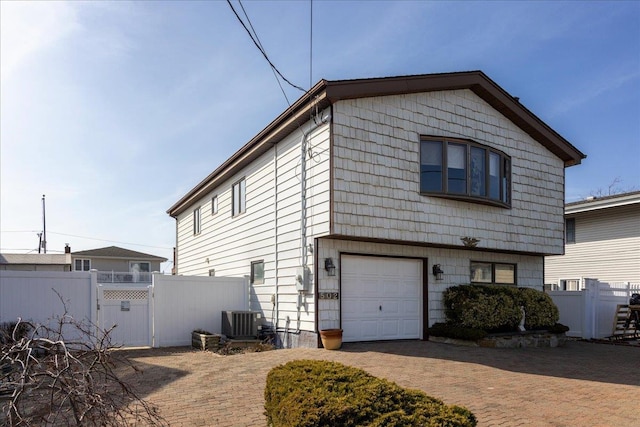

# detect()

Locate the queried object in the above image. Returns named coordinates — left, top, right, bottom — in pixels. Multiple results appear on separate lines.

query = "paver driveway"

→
left=120, top=340, right=638, bottom=427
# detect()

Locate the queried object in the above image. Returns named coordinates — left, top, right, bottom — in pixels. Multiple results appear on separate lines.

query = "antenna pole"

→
left=42, top=194, right=47, bottom=254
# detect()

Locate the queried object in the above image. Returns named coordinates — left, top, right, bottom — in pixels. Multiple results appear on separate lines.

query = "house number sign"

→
left=319, top=292, right=339, bottom=300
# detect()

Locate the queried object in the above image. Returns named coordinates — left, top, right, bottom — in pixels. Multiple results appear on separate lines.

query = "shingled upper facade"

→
left=168, top=71, right=585, bottom=347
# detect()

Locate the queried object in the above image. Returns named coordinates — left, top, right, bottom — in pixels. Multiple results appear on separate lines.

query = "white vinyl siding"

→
left=174, top=118, right=331, bottom=333
left=331, top=89, right=565, bottom=255
left=545, top=204, right=640, bottom=283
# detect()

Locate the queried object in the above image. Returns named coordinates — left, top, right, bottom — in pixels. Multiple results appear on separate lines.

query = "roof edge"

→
left=168, top=71, right=586, bottom=217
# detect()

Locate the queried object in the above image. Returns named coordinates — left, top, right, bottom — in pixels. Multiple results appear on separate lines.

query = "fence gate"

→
left=98, top=285, right=152, bottom=347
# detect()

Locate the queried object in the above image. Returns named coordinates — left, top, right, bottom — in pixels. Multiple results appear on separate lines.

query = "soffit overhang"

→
left=168, top=71, right=585, bottom=217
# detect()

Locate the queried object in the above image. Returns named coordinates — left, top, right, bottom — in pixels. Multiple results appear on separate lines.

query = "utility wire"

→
left=226, top=0, right=306, bottom=93
left=237, top=0, right=292, bottom=106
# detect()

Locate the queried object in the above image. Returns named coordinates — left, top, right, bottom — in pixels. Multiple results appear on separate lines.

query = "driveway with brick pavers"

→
left=120, top=340, right=638, bottom=427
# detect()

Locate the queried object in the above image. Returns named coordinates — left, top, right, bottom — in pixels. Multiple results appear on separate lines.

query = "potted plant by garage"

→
left=191, top=329, right=221, bottom=351
left=319, top=329, right=343, bottom=350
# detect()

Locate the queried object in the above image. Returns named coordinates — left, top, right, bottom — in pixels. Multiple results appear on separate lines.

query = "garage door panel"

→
left=342, top=255, right=423, bottom=342
left=380, top=301, right=399, bottom=315
left=381, top=320, right=400, bottom=338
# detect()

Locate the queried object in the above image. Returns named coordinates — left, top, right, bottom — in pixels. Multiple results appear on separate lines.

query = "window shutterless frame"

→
left=250, top=260, right=264, bottom=285
left=232, top=178, right=246, bottom=217
left=470, top=261, right=517, bottom=285
left=193, top=207, right=201, bottom=235
left=420, top=136, right=511, bottom=208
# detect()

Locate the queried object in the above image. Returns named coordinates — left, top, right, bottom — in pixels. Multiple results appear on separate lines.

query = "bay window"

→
left=420, top=137, right=511, bottom=207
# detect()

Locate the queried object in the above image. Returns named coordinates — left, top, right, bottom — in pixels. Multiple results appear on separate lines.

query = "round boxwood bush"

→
left=515, top=287, right=559, bottom=330
left=444, top=285, right=521, bottom=332
left=264, top=360, right=476, bottom=427
left=443, top=285, right=560, bottom=333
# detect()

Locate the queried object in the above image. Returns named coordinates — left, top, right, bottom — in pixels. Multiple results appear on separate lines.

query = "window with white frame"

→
left=211, top=195, right=218, bottom=215
left=420, top=137, right=511, bottom=207
left=232, top=178, right=246, bottom=217
left=74, top=259, right=91, bottom=271
left=470, top=261, right=516, bottom=285
left=129, top=261, right=150, bottom=273
left=193, top=207, right=201, bottom=235
left=251, top=260, right=264, bottom=285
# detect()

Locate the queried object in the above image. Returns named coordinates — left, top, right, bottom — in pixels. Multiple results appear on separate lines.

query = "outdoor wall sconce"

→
left=432, top=264, right=444, bottom=281
left=324, top=257, right=336, bottom=276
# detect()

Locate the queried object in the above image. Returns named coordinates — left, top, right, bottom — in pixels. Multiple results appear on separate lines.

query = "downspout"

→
left=298, top=106, right=331, bottom=333
left=273, top=140, right=279, bottom=335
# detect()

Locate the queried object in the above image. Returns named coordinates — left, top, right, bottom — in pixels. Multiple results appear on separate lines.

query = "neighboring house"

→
left=545, top=191, right=640, bottom=289
left=0, top=253, right=72, bottom=271
left=71, top=246, right=167, bottom=283
left=168, top=71, right=585, bottom=347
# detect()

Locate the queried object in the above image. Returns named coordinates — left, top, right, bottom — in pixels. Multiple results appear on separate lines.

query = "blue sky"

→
left=1, top=1, right=639, bottom=271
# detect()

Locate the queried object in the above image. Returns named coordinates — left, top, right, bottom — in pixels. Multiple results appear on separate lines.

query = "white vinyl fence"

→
left=0, top=270, right=96, bottom=344
left=0, top=270, right=248, bottom=348
left=548, top=279, right=640, bottom=339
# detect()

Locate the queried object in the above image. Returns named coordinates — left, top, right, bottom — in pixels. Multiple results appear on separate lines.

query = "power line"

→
left=47, top=232, right=173, bottom=250
left=237, top=0, right=292, bottom=106
left=1, top=230, right=172, bottom=251
left=226, top=0, right=306, bottom=93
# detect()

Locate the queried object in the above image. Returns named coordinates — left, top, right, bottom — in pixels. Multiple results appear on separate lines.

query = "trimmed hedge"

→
left=264, top=360, right=477, bottom=427
left=443, top=285, right=560, bottom=333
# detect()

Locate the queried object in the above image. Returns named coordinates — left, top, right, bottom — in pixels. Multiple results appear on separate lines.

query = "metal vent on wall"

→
left=103, top=290, right=148, bottom=300
left=222, top=311, right=259, bottom=339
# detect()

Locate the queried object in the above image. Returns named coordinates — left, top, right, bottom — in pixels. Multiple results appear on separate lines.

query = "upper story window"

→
left=232, top=178, right=246, bottom=217
left=565, top=218, right=575, bottom=244
left=193, top=207, right=201, bottom=235
left=211, top=195, right=218, bottom=215
left=74, top=259, right=91, bottom=271
left=420, top=137, right=511, bottom=207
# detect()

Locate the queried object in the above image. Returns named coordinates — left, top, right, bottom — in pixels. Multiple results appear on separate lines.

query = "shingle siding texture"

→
left=332, top=89, right=565, bottom=255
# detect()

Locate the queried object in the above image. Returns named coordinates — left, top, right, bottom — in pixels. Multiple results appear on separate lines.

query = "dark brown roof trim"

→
left=168, top=71, right=585, bottom=217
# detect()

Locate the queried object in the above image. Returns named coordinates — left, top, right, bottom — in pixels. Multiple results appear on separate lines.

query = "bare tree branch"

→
left=1, top=293, right=167, bottom=426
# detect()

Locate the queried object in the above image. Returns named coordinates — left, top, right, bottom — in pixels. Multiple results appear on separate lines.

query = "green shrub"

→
left=444, top=285, right=521, bottom=332
left=264, top=360, right=476, bottom=427
left=443, top=285, right=561, bottom=333
left=427, top=323, right=487, bottom=341
left=515, top=288, right=559, bottom=330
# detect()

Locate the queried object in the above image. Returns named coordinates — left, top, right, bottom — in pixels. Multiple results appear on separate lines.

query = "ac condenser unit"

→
left=221, top=311, right=260, bottom=339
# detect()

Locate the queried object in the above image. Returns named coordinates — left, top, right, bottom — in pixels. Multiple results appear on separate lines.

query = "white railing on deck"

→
left=97, top=271, right=152, bottom=283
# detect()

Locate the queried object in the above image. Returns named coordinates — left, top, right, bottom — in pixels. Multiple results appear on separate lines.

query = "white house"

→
left=168, top=71, right=585, bottom=347
left=545, top=191, right=640, bottom=289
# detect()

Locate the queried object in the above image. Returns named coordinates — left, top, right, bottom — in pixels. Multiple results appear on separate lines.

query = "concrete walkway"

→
left=120, top=340, right=638, bottom=427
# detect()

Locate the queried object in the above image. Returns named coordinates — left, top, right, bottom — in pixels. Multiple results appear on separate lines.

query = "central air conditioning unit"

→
left=222, top=311, right=260, bottom=339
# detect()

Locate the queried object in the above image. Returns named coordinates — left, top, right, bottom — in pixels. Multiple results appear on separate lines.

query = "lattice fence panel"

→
left=103, top=289, right=148, bottom=300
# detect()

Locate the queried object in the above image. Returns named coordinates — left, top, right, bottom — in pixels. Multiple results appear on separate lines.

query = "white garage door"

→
left=341, top=255, right=423, bottom=342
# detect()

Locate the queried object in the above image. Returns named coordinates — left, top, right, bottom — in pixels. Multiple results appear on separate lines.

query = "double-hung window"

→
left=420, top=137, right=511, bottom=207
left=74, top=259, right=91, bottom=271
left=232, top=178, right=246, bottom=217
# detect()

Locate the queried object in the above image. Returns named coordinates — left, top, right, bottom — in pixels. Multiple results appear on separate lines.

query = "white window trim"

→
left=193, top=207, right=201, bottom=235
left=232, top=178, right=246, bottom=217
left=211, top=195, right=218, bottom=215
left=74, top=258, right=91, bottom=271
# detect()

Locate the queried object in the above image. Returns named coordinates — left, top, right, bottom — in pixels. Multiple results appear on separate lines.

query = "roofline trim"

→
left=168, top=71, right=586, bottom=217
